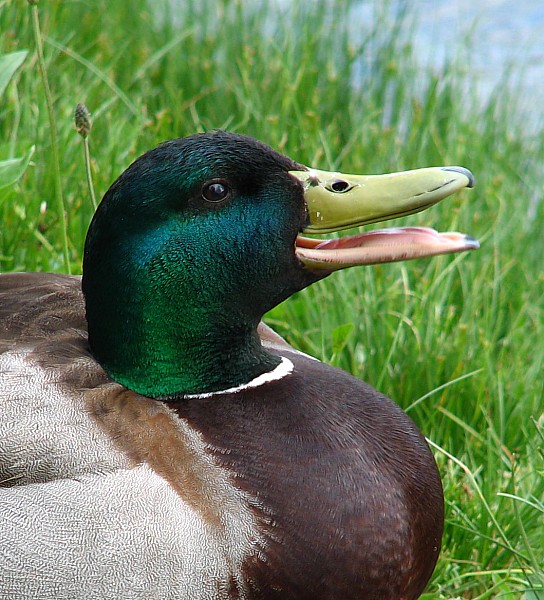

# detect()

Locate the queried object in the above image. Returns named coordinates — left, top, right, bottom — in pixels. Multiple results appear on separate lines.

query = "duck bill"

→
left=289, top=166, right=478, bottom=271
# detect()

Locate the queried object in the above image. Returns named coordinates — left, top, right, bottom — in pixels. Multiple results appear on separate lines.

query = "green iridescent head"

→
left=83, top=131, right=476, bottom=398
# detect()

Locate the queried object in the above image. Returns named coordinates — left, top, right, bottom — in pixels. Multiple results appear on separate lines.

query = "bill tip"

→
left=442, top=166, right=475, bottom=188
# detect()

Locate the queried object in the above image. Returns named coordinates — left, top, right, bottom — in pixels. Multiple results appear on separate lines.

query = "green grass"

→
left=1, top=0, right=543, bottom=597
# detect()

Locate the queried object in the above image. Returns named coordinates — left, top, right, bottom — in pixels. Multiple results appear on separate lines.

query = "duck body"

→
left=0, top=273, right=442, bottom=600
left=0, top=132, right=476, bottom=598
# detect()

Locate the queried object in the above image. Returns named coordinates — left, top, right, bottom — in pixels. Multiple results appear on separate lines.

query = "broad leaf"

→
left=0, top=50, right=28, bottom=97
left=0, top=146, right=35, bottom=190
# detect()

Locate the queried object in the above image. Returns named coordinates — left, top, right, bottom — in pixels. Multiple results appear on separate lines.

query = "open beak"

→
left=289, top=166, right=478, bottom=271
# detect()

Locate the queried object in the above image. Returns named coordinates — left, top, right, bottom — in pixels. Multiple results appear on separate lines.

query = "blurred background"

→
left=1, top=1, right=543, bottom=598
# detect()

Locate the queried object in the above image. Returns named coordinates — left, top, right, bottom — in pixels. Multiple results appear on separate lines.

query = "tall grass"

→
left=1, top=0, right=543, bottom=597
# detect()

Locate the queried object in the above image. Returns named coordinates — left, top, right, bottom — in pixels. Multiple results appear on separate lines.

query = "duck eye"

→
left=202, top=181, right=229, bottom=202
left=329, top=179, right=352, bottom=193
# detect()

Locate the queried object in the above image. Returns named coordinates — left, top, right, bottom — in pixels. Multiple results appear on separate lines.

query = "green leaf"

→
left=0, top=146, right=35, bottom=190
left=0, top=50, right=28, bottom=97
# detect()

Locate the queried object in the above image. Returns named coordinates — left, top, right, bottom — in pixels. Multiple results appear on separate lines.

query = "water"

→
left=413, top=0, right=544, bottom=115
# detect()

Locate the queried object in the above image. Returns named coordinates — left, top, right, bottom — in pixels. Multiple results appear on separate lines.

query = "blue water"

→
left=345, top=0, right=544, bottom=125
left=414, top=0, right=544, bottom=103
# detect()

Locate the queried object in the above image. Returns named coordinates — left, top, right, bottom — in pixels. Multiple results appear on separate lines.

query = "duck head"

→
left=83, top=131, right=476, bottom=398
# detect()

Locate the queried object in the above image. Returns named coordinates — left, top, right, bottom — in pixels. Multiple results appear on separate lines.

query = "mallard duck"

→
left=0, top=131, right=477, bottom=599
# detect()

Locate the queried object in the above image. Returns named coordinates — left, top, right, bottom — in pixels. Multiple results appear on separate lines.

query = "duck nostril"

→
left=330, top=179, right=351, bottom=193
